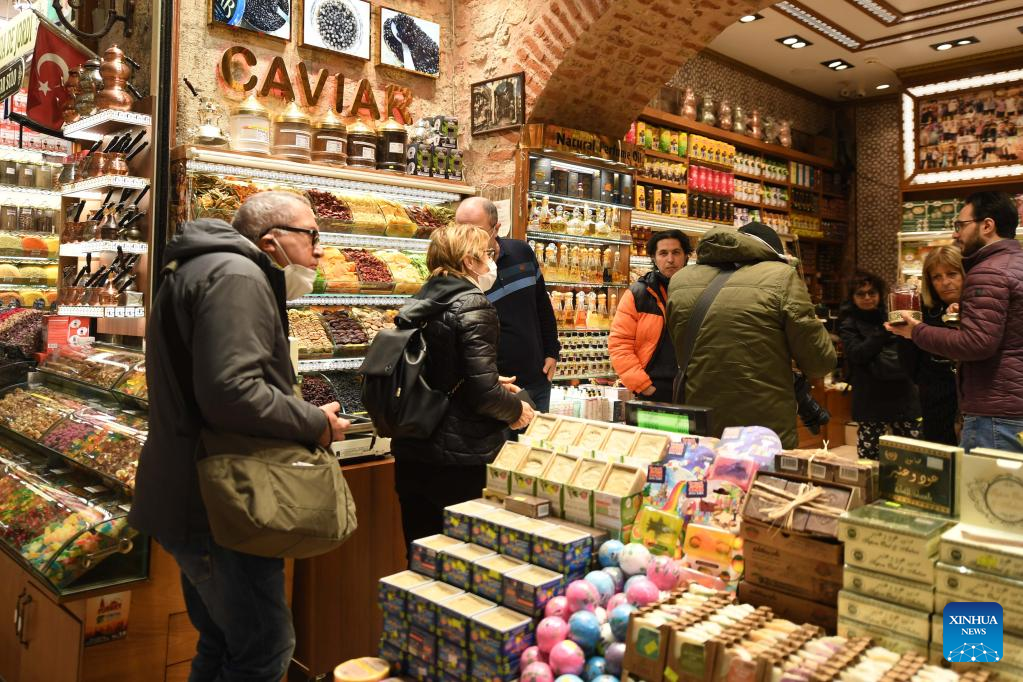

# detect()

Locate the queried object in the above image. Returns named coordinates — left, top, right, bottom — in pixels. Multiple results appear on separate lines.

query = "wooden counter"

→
left=289, top=456, right=406, bottom=681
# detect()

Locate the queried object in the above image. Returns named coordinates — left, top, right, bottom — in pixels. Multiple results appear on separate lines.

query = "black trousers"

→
left=394, top=459, right=486, bottom=561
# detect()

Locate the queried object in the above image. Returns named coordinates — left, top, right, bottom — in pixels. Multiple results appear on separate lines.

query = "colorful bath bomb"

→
left=584, top=656, right=608, bottom=681
left=584, top=571, right=616, bottom=606
left=625, top=576, right=660, bottom=607
left=598, top=622, right=615, bottom=654
left=624, top=575, right=647, bottom=594
left=609, top=604, right=635, bottom=642
left=604, top=642, right=627, bottom=675
left=522, top=661, right=555, bottom=682
left=549, top=640, right=586, bottom=677
left=545, top=596, right=570, bottom=620
left=606, top=592, right=629, bottom=614
left=522, top=645, right=545, bottom=668
left=537, top=616, right=570, bottom=653
left=593, top=607, right=607, bottom=625
left=555, top=676, right=585, bottom=682
left=602, top=567, right=625, bottom=592
left=618, top=543, right=651, bottom=575
left=592, top=676, right=620, bottom=682
left=568, top=610, right=602, bottom=653
left=565, top=580, right=599, bottom=613
left=646, top=555, right=682, bottom=591
left=597, top=540, right=624, bottom=568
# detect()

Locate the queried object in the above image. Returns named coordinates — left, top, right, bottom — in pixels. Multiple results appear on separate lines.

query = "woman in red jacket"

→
left=610, top=229, right=692, bottom=401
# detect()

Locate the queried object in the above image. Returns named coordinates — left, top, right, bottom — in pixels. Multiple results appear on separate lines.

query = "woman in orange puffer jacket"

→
left=610, top=230, right=691, bottom=401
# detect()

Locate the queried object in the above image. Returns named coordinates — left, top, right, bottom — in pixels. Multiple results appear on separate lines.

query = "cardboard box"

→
left=536, top=453, right=580, bottom=517
left=378, top=570, right=433, bottom=617
left=842, top=564, right=934, bottom=612
left=437, top=592, right=496, bottom=644
left=487, top=442, right=529, bottom=495
left=439, top=543, right=496, bottom=591
left=443, top=500, right=500, bottom=542
left=472, top=554, right=525, bottom=603
left=935, top=591, right=1023, bottom=637
left=935, top=560, right=1023, bottom=614
left=742, top=472, right=861, bottom=539
left=378, top=641, right=404, bottom=674
left=380, top=610, right=408, bottom=649
left=600, top=426, right=641, bottom=460
left=775, top=449, right=876, bottom=495
left=407, top=624, right=438, bottom=662
left=404, top=655, right=436, bottom=681
left=502, top=563, right=563, bottom=617
left=531, top=524, right=592, bottom=576
left=838, top=590, right=932, bottom=642
left=499, top=517, right=554, bottom=563
left=408, top=582, right=465, bottom=633
left=961, top=447, right=1023, bottom=535
left=594, top=463, right=646, bottom=532
left=503, top=494, right=550, bottom=519
left=837, top=615, right=928, bottom=656
left=839, top=502, right=954, bottom=583
left=511, top=447, right=555, bottom=496
left=469, top=653, right=521, bottom=681
left=523, top=414, right=560, bottom=444
left=471, top=510, right=524, bottom=551
left=742, top=540, right=843, bottom=602
left=411, top=535, right=465, bottom=578
left=562, top=459, right=609, bottom=526
left=628, top=430, right=671, bottom=463
left=544, top=517, right=609, bottom=557
left=737, top=581, right=838, bottom=633
left=739, top=519, right=843, bottom=565
left=878, top=435, right=962, bottom=516
left=573, top=422, right=613, bottom=454
left=547, top=418, right=587, bottom=451
left=436, top=637, right=467, bottom=678
left=467, top=606, right=534, bottom=664
left=940, top=523, right=1023, bottom=580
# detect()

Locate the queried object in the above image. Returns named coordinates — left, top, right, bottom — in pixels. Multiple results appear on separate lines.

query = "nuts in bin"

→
left=287, top=309, right=333, bottom=357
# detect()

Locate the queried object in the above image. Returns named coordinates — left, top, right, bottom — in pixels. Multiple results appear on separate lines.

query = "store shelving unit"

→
left=58, top=240, right=148, bottom=257
left=62, top=111, right=152, bottom=141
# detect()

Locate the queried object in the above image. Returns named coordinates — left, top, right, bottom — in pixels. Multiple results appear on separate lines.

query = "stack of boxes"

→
left=737, top=450, right=876, bottom=632
left=376, top=498, right=606, bottom=680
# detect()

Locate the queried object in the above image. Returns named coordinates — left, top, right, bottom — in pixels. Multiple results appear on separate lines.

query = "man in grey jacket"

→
left=130, top=192, right=348, bottom=681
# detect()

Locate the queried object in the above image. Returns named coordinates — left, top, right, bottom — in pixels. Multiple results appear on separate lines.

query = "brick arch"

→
left=508, top=0, right=773, bottom=138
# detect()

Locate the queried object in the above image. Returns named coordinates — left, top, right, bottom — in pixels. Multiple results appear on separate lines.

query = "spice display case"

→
left=0, top=444, right=144, bottom=596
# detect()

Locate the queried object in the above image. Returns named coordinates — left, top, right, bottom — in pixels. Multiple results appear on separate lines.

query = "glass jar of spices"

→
left=346, top=118, right=377, bottom=169
left=376, top=117, right=407, bottom=173
left=271, top=101, right=312, bottom=162
left=311, top=109, right=347, bottom=165
left=229, top=94, right=271, bottom=156
left=0, top=160, right=17, bottom=187
left=1, top=205, right=16, bottom=232
left=35, top=164, right=53, bottom=189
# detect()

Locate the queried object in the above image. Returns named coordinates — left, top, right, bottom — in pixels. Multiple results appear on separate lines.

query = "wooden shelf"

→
left=689, top=157, right=735, bottom=172
left=637, top=175, right=685, bottom=191
left=644, top=149, right=687, bottom=163
left=733, top=170, right=765, bottom=182
left=762, top=177, right=791, bottom=187
left=640, top=107, right=835, bottom=169
left=732, top=198, right=763, bottom=208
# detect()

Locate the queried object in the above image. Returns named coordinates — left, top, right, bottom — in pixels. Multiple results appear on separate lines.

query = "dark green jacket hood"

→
left=695, top=227, right=786, bottom=267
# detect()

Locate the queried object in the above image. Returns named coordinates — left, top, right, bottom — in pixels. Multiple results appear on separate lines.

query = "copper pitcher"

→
left=96, top=45, right=135, bottom=112
left=63, top=70, right=81, bottom=124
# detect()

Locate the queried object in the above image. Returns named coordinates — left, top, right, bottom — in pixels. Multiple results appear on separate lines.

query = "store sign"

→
left=0, top=9, right=38, bottom=67
left=541, top=124, right=643, bottom=166
left=219, top=46, right=414, bottom=123
left=0, top=58, right=23, bottom=102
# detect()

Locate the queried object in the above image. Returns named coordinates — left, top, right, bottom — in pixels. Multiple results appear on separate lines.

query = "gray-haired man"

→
left=131, top=191, right=348, bottom=680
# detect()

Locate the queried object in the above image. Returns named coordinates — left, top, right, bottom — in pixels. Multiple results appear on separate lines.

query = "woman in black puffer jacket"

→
left=838, top=270, right=921, bottom=459
left=391, top=224, right=533, bottom=552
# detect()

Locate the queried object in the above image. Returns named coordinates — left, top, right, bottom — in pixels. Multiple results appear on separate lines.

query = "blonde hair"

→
left=427, top=223, right=490, bottom=279
left=921, top=245, right=964, bottom=309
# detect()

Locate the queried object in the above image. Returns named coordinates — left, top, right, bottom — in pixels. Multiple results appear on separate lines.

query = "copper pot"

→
left=83, top=152, right=109, bottom=178
left=76, top=59, right=102, bottom=117
left=108, top=152, right=128, bottom=176
left=63, top=70, right=81, bottom=124
left=96, top=45, right=135, bottom=112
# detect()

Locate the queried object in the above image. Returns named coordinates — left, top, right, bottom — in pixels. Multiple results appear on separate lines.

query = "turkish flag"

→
left=26, top=21, right=92, bottom=130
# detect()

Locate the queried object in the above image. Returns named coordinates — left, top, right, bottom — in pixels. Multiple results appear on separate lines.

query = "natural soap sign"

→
left=943, top=601, right=1003, bottom=663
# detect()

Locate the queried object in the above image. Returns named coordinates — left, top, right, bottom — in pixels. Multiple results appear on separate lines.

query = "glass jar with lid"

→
left=271, top=101, right=313, bottom=162
left=346, top=119, right=377, bottom=169
left=376, top=117, right=407, bottom=173
left=229, top=95, right=271, bottom=156
left=311, top=109, right=347, bottom=165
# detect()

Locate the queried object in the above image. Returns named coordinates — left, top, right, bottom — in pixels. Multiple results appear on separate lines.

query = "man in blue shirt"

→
left=455, top=197, right=561, bottom=411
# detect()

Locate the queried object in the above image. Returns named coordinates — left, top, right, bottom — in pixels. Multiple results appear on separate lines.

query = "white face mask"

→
left=471, top=257, right=497, bottom=292
left=273, top=237, right=318, bottom=300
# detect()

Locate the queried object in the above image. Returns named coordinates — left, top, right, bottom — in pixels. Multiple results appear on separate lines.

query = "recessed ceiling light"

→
left=739, top=14, right=762, bottom=23
left=783, top=37, right=798, bottom=45
left=792, top=41, right=807, bottom=48
left=956, top=39, right=972, bottom=45
left=822, top=59, right=854, bottom=71
left=777, top=35, right=813, bottom=49
left=876, top=83, right=891, bottom=90
left=828, top=61, right=842, bottom=67
left=931, top=37, right=978, bottom=51
left=835, top=64, right=849, bottom=70
left=936, top=43, right=953, bottom=50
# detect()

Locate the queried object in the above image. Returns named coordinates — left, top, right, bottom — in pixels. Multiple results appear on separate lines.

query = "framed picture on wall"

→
left=210, top=0, right=292, bottom=40
left=470, top=72, right=525, bottom=136
left=300, top=0, right=370, bottom=59
left=378, top=7, right=440, bottom=78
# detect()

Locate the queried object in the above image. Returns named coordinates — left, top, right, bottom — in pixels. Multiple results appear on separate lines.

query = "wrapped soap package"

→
left=440, top=543, right=496, bottom=591
left=839, top=501, right=954, bottom=584
left=961, top=447, right=1023, bottom=534
left=408, top=581, right=464, bottom=633
left=437, top=592, right=496, bottom=645
left=410, top=534, right=464, bottom=578
left=878, top=435, right=961, bottom=516
left=498, top=516, right=554, bottom=563
left=443, top=499, right=501, bottom=542
left=593, top=463, right=646, bottom=533
left=531, top=524, right=593, bottom=576
left=940, top=523, right=1023, bottom=580
left=487, top=442, right=529, bottom=495
left=378, top=570, right=434, bottom=617
left=472, top=553, right=526, bottom=603
left=502, top=564, right=564, bottom=617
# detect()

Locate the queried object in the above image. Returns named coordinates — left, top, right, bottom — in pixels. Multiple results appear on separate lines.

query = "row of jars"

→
left=556, top=356, right=613, bottom=378
left=0, top=160, right=59, bottom=190
left=230, top=97, right=408, bottom=172
left=0, top=206, right=59, bottom=233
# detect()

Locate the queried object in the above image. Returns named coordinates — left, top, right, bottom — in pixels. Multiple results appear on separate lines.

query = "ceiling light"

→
left=828, top=60, right=842, bottom=67
left=783, top=37, right=798, bottom=45
left=739, top=14, right=762, bottom=23
left=956, top=39, right=972, bottom=45
left=778, top=35, right=813, bottom=49
left=876, top=83, right=891, bottom=90
left=835, top=64, right=848, bottom=70
left=792, top=41, right=807, bottom=48
left=931, top=37, right=978, bottom=51
left=821, top=59, right=853, bottom=71
left=935, top=43, right=953, bottom=50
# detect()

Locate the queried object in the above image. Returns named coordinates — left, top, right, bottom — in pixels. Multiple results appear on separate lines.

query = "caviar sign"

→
left=542, top=125, right=643, bottom=167
left=219, top=46, right=413, bottom=123
left=0, top=58, right=23, bottom=103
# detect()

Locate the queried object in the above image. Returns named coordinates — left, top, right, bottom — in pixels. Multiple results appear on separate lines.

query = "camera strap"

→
left=672, top=267, right=736, bottom=403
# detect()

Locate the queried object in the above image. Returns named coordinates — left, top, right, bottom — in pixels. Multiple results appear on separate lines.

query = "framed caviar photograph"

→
left=378, top=7, right=440, bottom=78
left=211, top=0, right=292, bottom=40
left=471, top=72, right=525, bottom=136
left=300, top=0, right=370, bottom=59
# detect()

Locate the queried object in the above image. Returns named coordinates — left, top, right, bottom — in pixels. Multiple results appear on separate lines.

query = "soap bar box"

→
left=961, top=447, right=1023, bottom=534
left=934, top=591, right=1023, bottom=638
left=468, top=606, right=534, bottom=665
left=437, top=592, right=496, bottom=645
left=842, top=564, right=934, bottom=612
left=408, top=581, right=465, bottom=633
left=511, top=447, right=556, bottom=496
left=839, top=501, right=955, bottom=584
left=933, top=618, right=1023, bottom=670
left=536, top=452, right=582, bottom=517
left=522, top=413, right=560, bottom=446
left=472, top=553, right=526, bottom=603
left=531, top=524, right=593, bottom=576
left=546, top=418, right=588, bottom=452
left=940, top=523, right=1023, bottom=580
left=838, top=590, right=932, bottom=642
left=499, top=517, right=554, bottom=563
left=739, top=519, right=843, bottom=565
left=407, top=623, right=438, bottom=662
left=404, top=655, right=436, bottom=682
left=502, top=564, right=564, bottom=617
left=593, top=463, right=646, bottom=532
left=436, top=638, right=468, bottom=679
left=837, top=615, right=929, bottom=657
left=439, top=543, right=496, bottom=592
left=742, top=539, right=843, bottom=603
left=378, top=570, right=434, bottom=617
left=934, top=560, right=1023, bottom=616
left=472, top=509, right=525, bottom=552
left=878, top=435, right=961, bottom=516
left=737, top=580, right=837, bottom=633
left=380, top=610, right=408, bottom=649
left=411, top=534, right=465, bottom=578
left=443, top=499, right=501, bottom=541
left=562, top=459, right=610, bottom=527
left=487, top=442, right=530, bottom=495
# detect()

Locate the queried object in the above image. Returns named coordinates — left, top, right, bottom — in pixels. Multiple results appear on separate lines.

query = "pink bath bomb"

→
left=545, top=596, right=570, bottom=620
left=549, top=640, right=586, bottom=677
left=537, top=616, right=570, bottom=653
left=606, top=592, right=629, bottom=613
left=646, top=555, right=682, bottom=591
left=521, top=645, right=544, bottom=669
left=521, top=661, right=555, bottom=682
left=625, top=576, right=660, bottom=607
left=565, top=580, right=600, bottom=613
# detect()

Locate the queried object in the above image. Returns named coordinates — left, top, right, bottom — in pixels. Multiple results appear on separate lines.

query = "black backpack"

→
left=359, top=302, right=463, bottom=440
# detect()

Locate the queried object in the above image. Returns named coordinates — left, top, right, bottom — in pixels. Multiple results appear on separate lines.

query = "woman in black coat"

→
left=838, top=271, right=921, bottom=459
left=391, top=223, right=533, bottom=551
left=897, top=246, right=963, bottom=445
